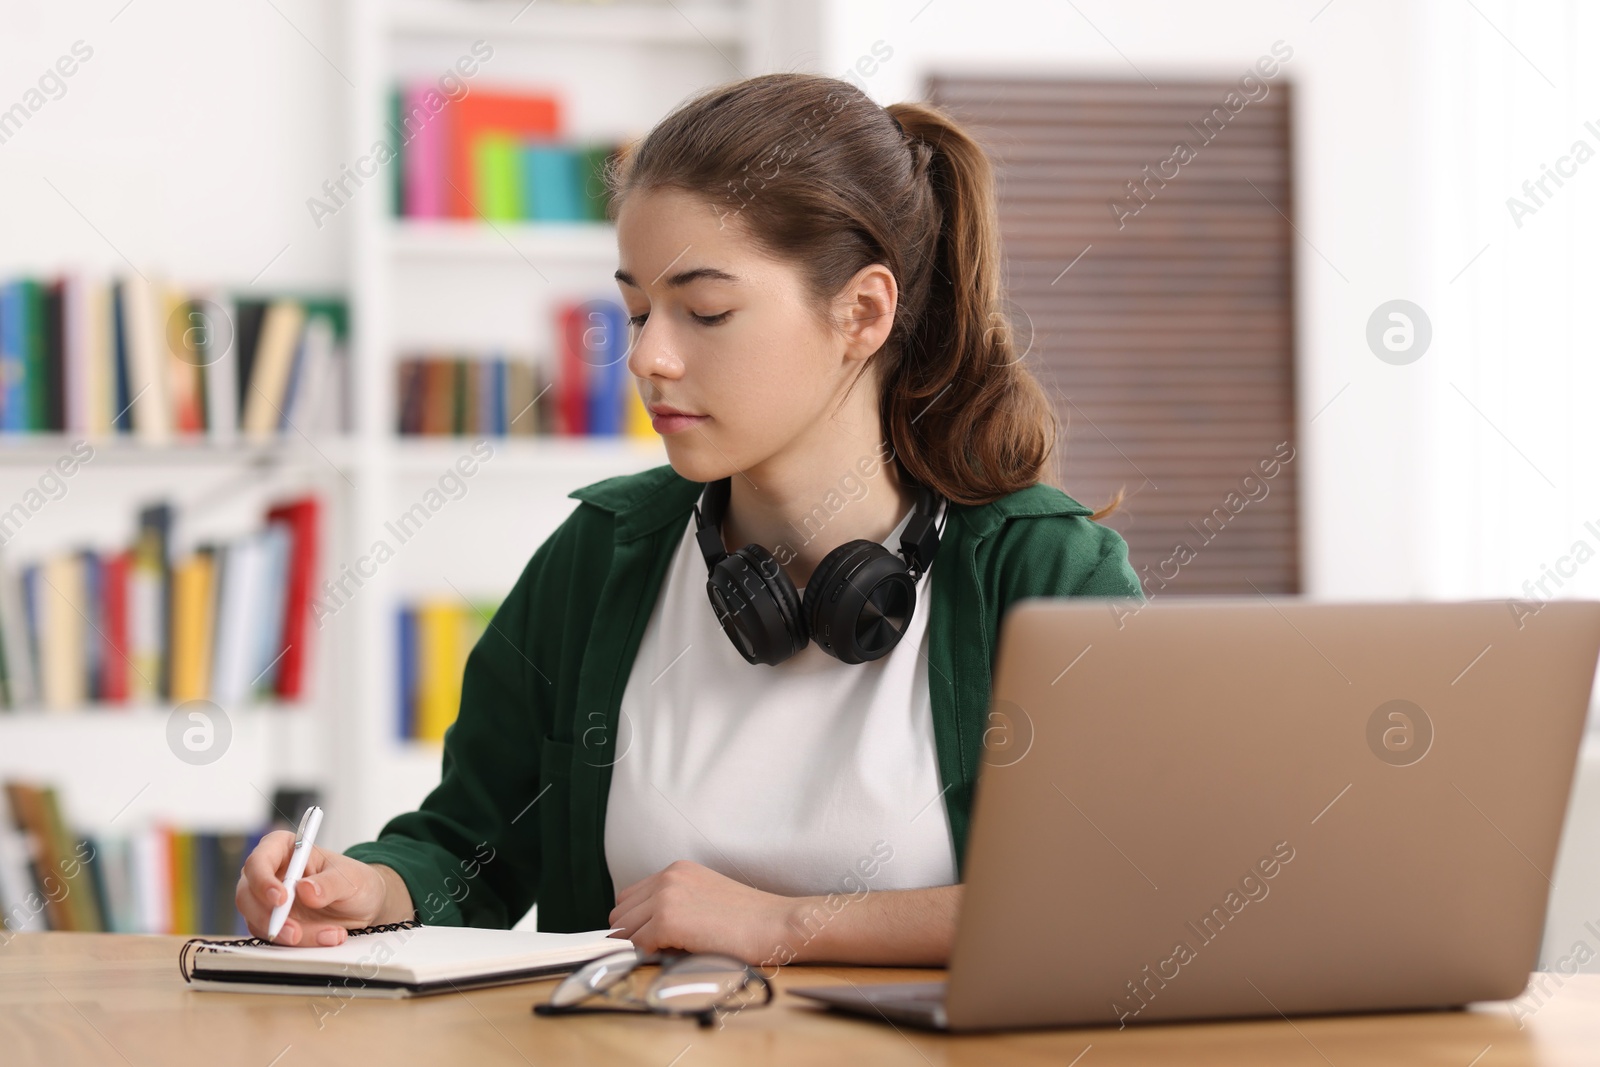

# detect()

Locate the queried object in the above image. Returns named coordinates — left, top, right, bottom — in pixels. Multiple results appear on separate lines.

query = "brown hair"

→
left=607, top=72, right=1123, bottom=520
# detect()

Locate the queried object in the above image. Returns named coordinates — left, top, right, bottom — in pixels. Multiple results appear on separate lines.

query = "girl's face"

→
left=615, top=187, right=892, bottom=483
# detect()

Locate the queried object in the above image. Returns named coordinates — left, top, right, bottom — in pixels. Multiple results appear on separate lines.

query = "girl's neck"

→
left=720, top=447, right=915, bottom=590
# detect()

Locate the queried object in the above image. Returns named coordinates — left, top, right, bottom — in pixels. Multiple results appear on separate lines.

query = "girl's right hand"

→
left=236, top=830, right=392, bottom=946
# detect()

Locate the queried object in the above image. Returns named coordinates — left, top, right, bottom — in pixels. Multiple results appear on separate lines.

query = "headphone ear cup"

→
left=707, top=543, right=807, bottom=665
left=803, top=540, right=916, bottom=664
left=739, top=543, right=807, bottom=647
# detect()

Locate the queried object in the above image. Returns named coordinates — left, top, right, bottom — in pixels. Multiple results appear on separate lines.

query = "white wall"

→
left=0, top=0, right=348, bottom=288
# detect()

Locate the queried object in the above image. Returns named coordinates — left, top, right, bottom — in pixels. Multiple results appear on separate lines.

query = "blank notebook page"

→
left=193, top=926, right=630, bottom=984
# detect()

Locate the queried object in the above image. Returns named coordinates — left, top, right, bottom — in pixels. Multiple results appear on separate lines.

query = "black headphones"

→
left=692, top=472, right=946, bottom=666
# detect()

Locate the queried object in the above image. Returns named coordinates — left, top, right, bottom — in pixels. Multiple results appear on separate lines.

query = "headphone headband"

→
left=693, top=474, right=942, bottom=578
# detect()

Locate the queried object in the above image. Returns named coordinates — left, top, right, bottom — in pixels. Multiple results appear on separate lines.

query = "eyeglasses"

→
left=532, top=948, right=773, bottom=1028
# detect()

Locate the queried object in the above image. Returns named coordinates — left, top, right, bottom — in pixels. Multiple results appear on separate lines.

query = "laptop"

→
left=790, top=596, right=1600, bottom=1031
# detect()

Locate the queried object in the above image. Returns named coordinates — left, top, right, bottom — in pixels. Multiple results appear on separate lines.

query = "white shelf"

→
left=386, top=0, right=749, bottom=46
left=0, top=702, right=310, bottom=721
left=391, top=435, right=665, bottom=475
left=0, top=434, right=363, bottom=469
left=386, top=219, right=617, bottom=263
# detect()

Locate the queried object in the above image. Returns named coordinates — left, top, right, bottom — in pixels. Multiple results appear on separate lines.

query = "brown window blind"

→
left=927, top=76, right=1300, bottom=595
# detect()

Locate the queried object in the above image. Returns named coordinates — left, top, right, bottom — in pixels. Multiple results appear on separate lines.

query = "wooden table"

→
left=3, top=932, right=1599, bottom=1065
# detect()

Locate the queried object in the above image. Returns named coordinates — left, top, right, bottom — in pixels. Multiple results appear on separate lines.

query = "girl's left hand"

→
left=607, top=859, right=789, bottom=964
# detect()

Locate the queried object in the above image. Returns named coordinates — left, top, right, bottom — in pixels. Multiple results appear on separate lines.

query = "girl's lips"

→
left=650, top=412, right=709, bottom=435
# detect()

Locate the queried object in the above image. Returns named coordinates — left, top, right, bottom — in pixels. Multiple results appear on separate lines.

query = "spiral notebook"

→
left=179, top=920, right=632, bottom=998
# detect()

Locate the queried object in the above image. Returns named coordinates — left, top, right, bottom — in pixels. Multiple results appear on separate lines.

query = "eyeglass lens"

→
left=647, top=955, right=763, bottom=1014
left=547, top=949, right=645, bottom=1009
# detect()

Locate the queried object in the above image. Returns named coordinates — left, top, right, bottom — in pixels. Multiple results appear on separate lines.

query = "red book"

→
left=448, top=91, right=561, bottom=219
left=102, top=548, right=130, bottom=702
left=558, top=302, right=588, bottom=436
left=264, top=496, right=320, bottom=700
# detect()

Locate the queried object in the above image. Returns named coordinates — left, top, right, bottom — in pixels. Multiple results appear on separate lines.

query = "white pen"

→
left=267, top=805, right=324, bottom=942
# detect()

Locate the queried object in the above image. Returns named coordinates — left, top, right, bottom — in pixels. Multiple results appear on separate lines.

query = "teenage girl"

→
left=237, top=72, right=1141, bottom=968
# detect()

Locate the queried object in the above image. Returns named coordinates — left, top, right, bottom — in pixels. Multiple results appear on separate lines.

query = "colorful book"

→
left=194, top=290, right=238, bottom=442
left=558, top=302, right=588, bottom=436
left=169, top=546, right=217, bottom=704
left=474, top=132, right=522, bottom=220
left=121, top=274, right=172, bottom=441
left=130, top=504, right=172, bottom=702
left=250, top=523, right=290, bottom=700
left=110, top=279, right=131, bottom=432
left=164, top=287, right=204, bottom=434
left=100, top=549, right=129, bottom=703
left=521, top=144, right=581, bottom=221
left=168, top=828, right=194, bottom=936
left=388, top=87, right=407, bottom=219
left=0, top=282, right=29, bottom=431
left=41, top=279, right=64, bottom=431
left=402, top=83, right=449, bottom=219
left=586, top=300, right=627, bottom=435
left=79, top=549, right=102, bottom=701
left=414, top=599, right=461, bottom=742
left=264, top=497, right=319, bottom=701
left=448, top=91, right=560, bottom=218
left=396, top=605, right=417, bottom=741
left=240, top=300, right=306, bottom=440
left=580, top=144, right=616, bottom=221
left=38, top=553, right=86, bottom=710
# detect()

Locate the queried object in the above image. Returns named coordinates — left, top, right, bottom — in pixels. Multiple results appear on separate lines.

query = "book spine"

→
left=264, top=498, right=319, bottom=701
left=403, top=84, right=447, bottom=219
left=102, top=550, right=128, bottom=702
left=0, top=282, right=22, bottom=431
left=110, top=280, right=131, bottom=433
left=558, top=302, right=586, bottom=436
left=397, top=605, right=416, bottom=741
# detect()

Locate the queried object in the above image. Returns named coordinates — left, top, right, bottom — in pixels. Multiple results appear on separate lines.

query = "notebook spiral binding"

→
left=179, top=918, right=425, bottom=983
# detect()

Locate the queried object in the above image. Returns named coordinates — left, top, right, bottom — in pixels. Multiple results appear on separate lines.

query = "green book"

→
left=580, top=145, right=614, bottom=221
left=389, top=87, right=406, bottom=218
left=452, top=358, right=467, bottom=434
left=473, top=133, right=521, bottom=221
left=19, top=280, right=47, bottom=432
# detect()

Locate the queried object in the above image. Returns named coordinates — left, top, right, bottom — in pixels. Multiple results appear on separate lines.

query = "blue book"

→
left=583, top=299, right=627, bottom=436
left=278, top=328, right=307, bottom=431
left=476, top=354, right=496, bottom=434
left=194, top=833, right=219, bottom=935
left=79, top=549, right=102, bottom=701
left=111, top=281, right=131, bottom=433
left=491, top=359, right=507, bottom=435
left=0, top=282, right=28, bottom=432
left=21, top=564, right=38, bottom=690
left=520, top=144, right=581, bottom=221
left=396, top=605, right=416, bottom=740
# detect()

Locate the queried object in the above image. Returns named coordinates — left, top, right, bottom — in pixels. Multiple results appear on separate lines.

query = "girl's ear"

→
left=836, top=262, right=898, bottom=362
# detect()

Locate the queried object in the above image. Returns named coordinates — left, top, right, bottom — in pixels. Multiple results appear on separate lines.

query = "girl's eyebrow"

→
left=614, top=266, right=741, bottom=289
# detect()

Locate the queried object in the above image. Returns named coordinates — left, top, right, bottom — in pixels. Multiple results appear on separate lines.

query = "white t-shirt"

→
left=603, top=497, right=957, bottom=898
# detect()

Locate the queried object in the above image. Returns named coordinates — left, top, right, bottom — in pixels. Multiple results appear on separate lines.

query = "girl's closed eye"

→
left=628, top=310, right=731, bottom=327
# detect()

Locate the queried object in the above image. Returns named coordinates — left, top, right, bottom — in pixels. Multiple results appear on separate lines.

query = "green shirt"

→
left=344, top=463, right=1143, bottom=930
